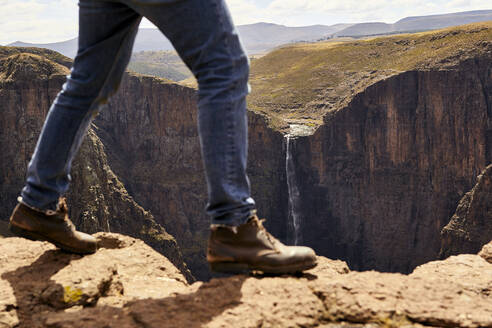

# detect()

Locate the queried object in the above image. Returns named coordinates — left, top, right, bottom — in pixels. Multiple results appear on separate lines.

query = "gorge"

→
left=0, top=22, right=491, bottom=282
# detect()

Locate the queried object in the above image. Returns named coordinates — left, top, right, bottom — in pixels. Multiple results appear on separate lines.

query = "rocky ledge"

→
left=0, top=233, right=491, bottom=328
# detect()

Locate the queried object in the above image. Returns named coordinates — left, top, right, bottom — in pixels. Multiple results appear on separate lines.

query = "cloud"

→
left=0, top=0, right=78, bottom=45
left=226, top=0, right=277, bottom=25
left=262, top=0, right=490, bottom=24
left=0, top=0, right=490, bottom=45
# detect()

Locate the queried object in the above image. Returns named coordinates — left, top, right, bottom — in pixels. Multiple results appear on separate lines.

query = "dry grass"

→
left=0, top=46, right=72, bottom=68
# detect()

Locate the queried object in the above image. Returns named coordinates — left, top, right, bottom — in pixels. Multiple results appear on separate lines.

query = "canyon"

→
left=0, top=22, right=491, bottom=283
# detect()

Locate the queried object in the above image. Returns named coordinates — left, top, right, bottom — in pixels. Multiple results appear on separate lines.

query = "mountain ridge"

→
left=335, top=9, right=492, bottom=37
left=8, top=10, right=492, bottom=58
left=6, top=22, right=349, bottom=58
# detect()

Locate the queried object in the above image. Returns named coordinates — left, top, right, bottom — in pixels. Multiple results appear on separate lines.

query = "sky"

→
left=0, top=0, right=490, bottom=45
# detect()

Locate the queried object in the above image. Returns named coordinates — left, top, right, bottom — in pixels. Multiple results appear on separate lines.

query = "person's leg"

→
left=124, top=0, right=255, bottom=226
left=20, top=0, right=142, bottom=211
left=124, top=0, right=316, bottom=273
left=10, top=0, right=142, bottom=254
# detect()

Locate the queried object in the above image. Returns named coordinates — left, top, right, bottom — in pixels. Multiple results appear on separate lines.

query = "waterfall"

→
left=285, top=135, right=302, bottom=246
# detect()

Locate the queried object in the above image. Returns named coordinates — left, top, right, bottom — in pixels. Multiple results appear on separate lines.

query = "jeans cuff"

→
left=211, top=209, right=256, bottom=227
left=17, top=196, right=58, bottom=216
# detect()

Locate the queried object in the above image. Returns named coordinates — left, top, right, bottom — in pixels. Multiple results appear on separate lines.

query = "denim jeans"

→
left=21, top=0, right=256, bottom=226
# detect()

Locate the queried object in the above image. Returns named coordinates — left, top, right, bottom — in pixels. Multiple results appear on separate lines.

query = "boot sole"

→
left=8, top=223, right=96, bottom=255
left=210, top=259, right=317, bottom=274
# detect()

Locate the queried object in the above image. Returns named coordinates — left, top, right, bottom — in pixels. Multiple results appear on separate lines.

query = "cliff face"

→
left=94, top=74, right=209, bottom=278
left=1, top=233, right=491, bottom=328
left=293, top=57, right=492, bottom=272
left=2, top=24, right=491, bottom=282
left=440, top=164, right=492, bottom=258
left=0, top=50, right=69, bottom=221
left=0, top=48, right=192, bottom=281
left=95, top=75, right=289, bottom=279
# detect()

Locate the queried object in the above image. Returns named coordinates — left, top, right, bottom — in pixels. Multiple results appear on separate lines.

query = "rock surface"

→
left=0, top=233, right=188, bottom=328
left=440, top=164, right=492, bottom=258
left=0, top=233, right=491, bottom=328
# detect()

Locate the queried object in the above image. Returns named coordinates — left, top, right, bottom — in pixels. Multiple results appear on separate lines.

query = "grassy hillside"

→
left=128, top=51, right=192, bottom=82
left=0, top=48, right=70, bottom=82
left=248, top=21, right=492, bottom=131
left=0, top=46, right=72, bottom=68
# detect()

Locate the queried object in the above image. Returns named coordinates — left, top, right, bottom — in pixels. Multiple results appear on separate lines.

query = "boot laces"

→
left=57, top=198, right=69, bottom=214
left=251, top=216, right=281, bottom=250
left=56, top=198, right=75, bottom=230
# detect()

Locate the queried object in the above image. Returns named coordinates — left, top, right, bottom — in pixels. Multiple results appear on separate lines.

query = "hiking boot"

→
left=207, top=215, right=317, bottom=274
left=9, top=198, right=98, bottom=254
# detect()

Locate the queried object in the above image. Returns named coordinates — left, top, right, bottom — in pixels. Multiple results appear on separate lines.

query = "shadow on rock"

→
left=1, top=250, right=80, bottom=328
left=43, top=275, right=247, bottom=328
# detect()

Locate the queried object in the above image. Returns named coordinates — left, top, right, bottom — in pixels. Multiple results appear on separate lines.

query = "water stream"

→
left=285, top=135, right=302, bottom=245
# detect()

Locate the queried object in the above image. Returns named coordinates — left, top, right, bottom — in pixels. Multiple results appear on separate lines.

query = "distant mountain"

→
left=236, top=22, right=351, bottom=54
left=128, top=50, right=192, bottom=82
left=7, top=9, right=492, bottom=63
left=7, top=30, right=171, bottom=59
left=9, top=38, right=79, bottom=58
left=7, top=23, right=351, bottom=58
left=335, top=10, right=492, bottom=37
left=124, top=23, right=352, bottom=81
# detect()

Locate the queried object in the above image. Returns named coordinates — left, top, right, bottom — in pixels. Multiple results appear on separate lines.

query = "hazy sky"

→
left=0, top=0, right=490, bottom=45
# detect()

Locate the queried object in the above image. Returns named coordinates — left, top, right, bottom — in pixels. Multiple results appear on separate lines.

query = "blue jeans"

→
left=21, top=0, right=256, bottom=226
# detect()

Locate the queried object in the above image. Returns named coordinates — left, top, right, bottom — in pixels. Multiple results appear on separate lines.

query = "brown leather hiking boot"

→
left=9, top=198, right=97, bottom=254
left=207, top=216, right=317, bottom=274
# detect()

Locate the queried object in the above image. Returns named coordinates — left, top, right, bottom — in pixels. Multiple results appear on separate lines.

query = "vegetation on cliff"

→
left=0, top=46, right=72, bottom=70
left=128, top=50, right=192, bottom=82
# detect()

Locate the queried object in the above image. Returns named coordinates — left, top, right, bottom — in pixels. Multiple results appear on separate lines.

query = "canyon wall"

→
left=0, top=49, right=192, bottom=281
left=292, top=57, right=492, bottom=272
